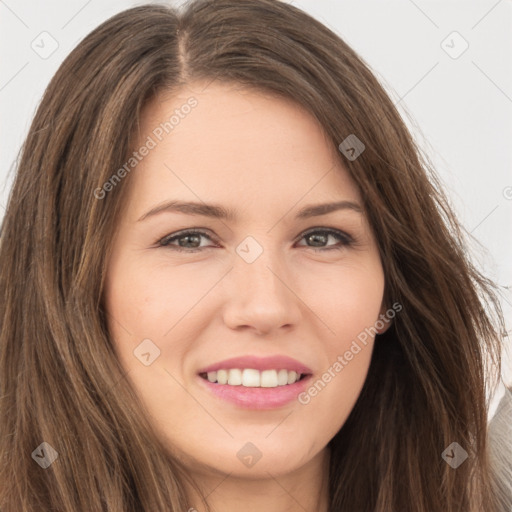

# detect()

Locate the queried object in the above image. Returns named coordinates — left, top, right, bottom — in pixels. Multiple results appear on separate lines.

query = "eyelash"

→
left=156, top=228, right=354, bottom=253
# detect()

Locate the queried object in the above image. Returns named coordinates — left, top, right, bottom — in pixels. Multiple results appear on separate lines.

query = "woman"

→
left=0, top=1, right=510, bottom=510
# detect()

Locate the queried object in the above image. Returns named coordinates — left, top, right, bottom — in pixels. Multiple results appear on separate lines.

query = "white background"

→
left=1, top=0, right=511, bottom=411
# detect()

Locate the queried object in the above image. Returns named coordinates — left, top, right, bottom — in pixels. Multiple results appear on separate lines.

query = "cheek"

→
left=296, top=262, right=383, bottom=421
left=104, top=255, right=208, bottom=338
left=103, top=255, right=220, bottom=389
left=306, top=260, right=384, bottom=346
left=102, top=257, right=199, bottom=419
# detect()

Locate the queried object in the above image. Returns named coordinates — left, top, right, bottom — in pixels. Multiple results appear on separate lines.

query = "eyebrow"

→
left=137, top=199, right=363, bottom=222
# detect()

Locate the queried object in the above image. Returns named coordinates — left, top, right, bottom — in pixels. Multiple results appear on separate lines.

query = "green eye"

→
left=158, top=230, right=215, bottom=252
left=295, top=228, right=353, bottom=252
left=157, top=228, right=353, bottom=253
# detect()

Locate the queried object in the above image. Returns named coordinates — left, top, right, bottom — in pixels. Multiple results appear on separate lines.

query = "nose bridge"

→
left=222, top=235, right=301, bottom=332
left=234, top=236, right=286, bottom=296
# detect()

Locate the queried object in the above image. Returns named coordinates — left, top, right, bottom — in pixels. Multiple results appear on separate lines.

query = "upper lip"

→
left=198, top=355, right=313, bottom=375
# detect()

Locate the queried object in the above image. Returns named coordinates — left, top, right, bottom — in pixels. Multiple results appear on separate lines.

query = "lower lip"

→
left=197, top=374, right=312, bottom=410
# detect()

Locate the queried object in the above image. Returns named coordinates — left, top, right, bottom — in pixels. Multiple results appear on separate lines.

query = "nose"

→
left=222, top=244, right=302, bottom=336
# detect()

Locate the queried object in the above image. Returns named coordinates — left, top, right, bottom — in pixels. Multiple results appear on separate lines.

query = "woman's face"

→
left=104, top=81, right=387, bottom=479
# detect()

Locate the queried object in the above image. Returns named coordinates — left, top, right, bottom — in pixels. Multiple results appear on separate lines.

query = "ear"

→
left=375, top=303, right=393, bottom=335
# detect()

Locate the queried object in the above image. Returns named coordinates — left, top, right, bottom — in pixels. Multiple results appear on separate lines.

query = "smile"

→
left=196, top=355, right=313, bottom=409
left=199, top=368, right=307, bottom=387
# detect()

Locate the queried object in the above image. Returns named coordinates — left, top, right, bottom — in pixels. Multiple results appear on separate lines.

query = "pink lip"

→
left=197, top=374, right=313, bottom=410
left=196, top=355, right=313, bottom=410
left=197, top=355, right=313, bottom=375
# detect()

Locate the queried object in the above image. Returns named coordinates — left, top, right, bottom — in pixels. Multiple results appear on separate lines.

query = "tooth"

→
left=287, top=370, right=297, bottom=384
left=261, top=369, right=278, bottom=387
left=206, top=368, right=305, bottom=387
left=277, top=369, right=288, bottom=386
left=228, top=369, right=242, bottom=385
left=217, top=369, right=228, bottom=385
left=242, top=368, right=260, bottom=387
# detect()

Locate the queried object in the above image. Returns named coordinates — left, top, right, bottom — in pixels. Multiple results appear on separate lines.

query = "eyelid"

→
left=157, top=228, right=217, bottom=248
left=156, top=226, right=356, bottom=253
left=295, top=227, right=354, bottom=245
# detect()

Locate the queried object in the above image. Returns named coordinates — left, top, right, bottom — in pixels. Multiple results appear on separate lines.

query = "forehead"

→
left=125, top=81, right=361, bottom=221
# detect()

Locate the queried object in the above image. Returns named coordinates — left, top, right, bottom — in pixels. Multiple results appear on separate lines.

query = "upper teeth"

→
left=205, top=369, right=302, bottom=387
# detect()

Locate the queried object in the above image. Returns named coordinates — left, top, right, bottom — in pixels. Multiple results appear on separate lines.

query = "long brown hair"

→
left=0, top=1, right=507, bottom=510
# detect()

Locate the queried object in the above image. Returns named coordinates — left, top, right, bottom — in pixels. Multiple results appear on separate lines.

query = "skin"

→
left=103, top=80, right=389, bottom=512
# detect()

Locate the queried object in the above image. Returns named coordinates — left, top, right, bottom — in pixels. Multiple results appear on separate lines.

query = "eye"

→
left=295, top=228, right=354, bottom=252
left=156, top=227, right=354, bottom=253
left=157, top=229, right=217, bottom=253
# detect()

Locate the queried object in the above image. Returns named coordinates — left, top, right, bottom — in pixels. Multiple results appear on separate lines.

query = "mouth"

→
left=199, top=368, right=310, bottom=387
left=196, top=355, right=313, bottom=410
